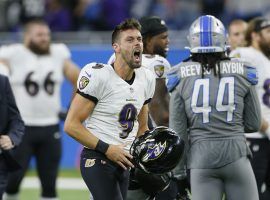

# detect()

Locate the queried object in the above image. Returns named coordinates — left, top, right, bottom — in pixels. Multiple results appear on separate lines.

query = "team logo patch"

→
left=142, top=141, right=166, bottom=162
left=79, top=76, right=89, bottom=90
left=154, top=65, right=165, bottom=77
left=85, top=159, right=96, bottom=167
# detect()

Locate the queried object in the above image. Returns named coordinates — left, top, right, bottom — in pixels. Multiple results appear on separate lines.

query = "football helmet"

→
left=187, top=15, right=227, bottom=53
left=130, top=126, right=185, bottom=174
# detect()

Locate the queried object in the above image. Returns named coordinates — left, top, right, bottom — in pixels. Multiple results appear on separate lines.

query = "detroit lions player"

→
left=0, top=19, right=80, bottom=200
left=168, top=15, right=261, bottom=200
left=230, top=17, right=270, bottom=200
left=64, top=18, right=156, bottom=200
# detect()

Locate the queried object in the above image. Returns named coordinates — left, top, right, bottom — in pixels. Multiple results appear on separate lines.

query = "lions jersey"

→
left=0, top=43, right=70, bottom=126
left=107, top=53, right=171, bottom=79
left=168, top=60, right=261, bottom=168
left=230, top=47, right=270, bottom=138
left=77, top=62, right=156, bottom=151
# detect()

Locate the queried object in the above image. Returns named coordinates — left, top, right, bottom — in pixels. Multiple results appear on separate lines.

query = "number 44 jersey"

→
left=0, top=43, right=70, bottom=126
left=168, top=59, right=261, bottom=168
left=77, top=63, right=155, bottom=151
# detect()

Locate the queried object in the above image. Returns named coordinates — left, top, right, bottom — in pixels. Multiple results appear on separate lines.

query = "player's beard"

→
left=259, top=35, right=270, bottom=58
left=153, top=44, right=168, bottom=58
left=28, top=40, right=50, bottom=55
left=121, top=51, right=141, bottom=69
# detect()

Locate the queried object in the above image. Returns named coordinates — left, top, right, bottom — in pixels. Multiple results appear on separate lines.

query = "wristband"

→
left=95, top=140, right=109, bottom=154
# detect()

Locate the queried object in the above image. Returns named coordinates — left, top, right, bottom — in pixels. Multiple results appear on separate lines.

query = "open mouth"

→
left=133, top=49, right=141, bottom=62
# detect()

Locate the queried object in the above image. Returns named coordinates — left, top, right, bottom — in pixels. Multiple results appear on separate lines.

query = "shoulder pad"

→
left=245, top=65, right=258, bottom=85
left=166, top=66, right=180, bottom=92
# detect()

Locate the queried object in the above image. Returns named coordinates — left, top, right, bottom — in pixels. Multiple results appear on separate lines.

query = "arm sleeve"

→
left=5, top=77, right=25, bottom=146
left=243, top=85, right=261, bottom=133
left=169, top=88, right=188, bottom=175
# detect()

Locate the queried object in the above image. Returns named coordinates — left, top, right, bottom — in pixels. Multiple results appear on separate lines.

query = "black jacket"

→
left=0, top=74, right=24, bottom=171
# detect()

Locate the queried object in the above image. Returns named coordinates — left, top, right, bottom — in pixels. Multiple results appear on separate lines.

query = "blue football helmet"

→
left=187, top=15, right=227, bottom=53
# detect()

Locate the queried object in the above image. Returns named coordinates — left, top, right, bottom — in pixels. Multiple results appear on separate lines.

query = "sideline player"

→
left=0, top=19, right=80, bottom=200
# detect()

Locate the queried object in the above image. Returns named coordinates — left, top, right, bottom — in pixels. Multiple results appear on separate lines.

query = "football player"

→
left=108, top=16, right=186, bottom=200
left=0, top=19, right=80, bottom=200
left=64, top=18, right=156, bottom=200
left=230, top=17, right=270, bottom=200
left=108, top=16, right=171, bottom=128
left=168, top=15, right=261, bottom=200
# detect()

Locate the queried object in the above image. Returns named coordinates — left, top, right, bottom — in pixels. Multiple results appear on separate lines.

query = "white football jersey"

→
left=230, top=47, right=270, bottom=138
left=77, top=62, right=156, bottom=151
left=107, top=53, right=171, bottom=78
left=0, top=43, right=70, bottom=126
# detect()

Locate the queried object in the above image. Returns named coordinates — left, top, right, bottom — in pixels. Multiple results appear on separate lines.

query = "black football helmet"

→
left=130, top=126, right=185, bottom=174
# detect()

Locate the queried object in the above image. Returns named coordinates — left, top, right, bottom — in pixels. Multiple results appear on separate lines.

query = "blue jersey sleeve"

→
left=245, top=65, right=258, bottom=85
left=166, top=67, right=180, bottom=92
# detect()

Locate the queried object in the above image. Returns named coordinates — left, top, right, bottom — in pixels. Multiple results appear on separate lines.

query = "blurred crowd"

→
left=0, top=0, right=270, bottom=32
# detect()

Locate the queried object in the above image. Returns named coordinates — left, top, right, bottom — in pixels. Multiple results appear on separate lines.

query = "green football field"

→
left=21, top=189, right=89, bottom=200
left=19, top=169, right=90, bottom=200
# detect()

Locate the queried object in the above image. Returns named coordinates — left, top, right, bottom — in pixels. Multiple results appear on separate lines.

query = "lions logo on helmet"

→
left=187, top=15, right=227, bottom=53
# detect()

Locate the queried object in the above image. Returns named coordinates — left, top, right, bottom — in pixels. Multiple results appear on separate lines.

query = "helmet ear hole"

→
left=130, top=126, right=185, bottom=174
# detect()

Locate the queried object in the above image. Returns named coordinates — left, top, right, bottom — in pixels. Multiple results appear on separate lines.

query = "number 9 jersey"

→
left=0, top=43, right=70, bottom=126
left=77, top=63, right=156, bottom=151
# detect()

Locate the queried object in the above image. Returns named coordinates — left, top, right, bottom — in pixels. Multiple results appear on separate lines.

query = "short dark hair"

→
left=111, top=18, right=141, bottom=45
left=245, top=17, right=270, bottom=46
